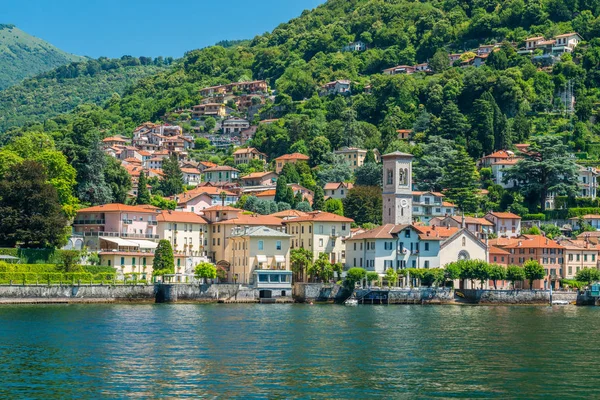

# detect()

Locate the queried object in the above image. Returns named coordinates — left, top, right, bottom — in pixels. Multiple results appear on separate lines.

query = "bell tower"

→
left=382, top=151, right=413, bottom=225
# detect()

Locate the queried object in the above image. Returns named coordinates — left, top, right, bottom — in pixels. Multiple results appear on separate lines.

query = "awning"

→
left=100, top=237, right=139, bottom=247
left=274, top=255, right=285, bottom=263
left=128, top=240, right=158, bottom=249
left=256, top=255, right=267, bottom=263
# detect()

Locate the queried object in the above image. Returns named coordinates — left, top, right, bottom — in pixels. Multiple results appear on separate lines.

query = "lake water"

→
left=0, top=304, right=598, bottom=398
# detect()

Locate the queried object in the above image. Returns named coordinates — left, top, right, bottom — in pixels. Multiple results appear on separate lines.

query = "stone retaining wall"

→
left=293, top=283, right=350, bottom=303
left=0, top=284, right=155, bottom=302
left=457, top=289, right=577, bottom=304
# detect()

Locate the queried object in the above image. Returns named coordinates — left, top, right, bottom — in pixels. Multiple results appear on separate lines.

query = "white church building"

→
left=345, top=151, right=488, bottom=280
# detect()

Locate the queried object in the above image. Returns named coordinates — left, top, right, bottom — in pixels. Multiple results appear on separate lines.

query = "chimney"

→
left=426, top=231, right=430, bottom=236
left=432, top=225, right=436, bottom=231
left=461, top=211, right=466, bottom=229
left=518, top=241, right=522, bottom=247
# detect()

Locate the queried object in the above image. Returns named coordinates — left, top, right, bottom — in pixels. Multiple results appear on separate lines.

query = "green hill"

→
left=0, top=24, right=86, bottom=90
left=0, top=57, right=169, bottom=131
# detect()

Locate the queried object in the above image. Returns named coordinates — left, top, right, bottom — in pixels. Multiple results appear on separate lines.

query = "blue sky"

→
left=3, top=0, right=325, bottom=59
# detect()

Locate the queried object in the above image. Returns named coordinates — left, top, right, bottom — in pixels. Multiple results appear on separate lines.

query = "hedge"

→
left=0, top=272, right=117, bottom=284
left=523, top=213, right=545, bottom=221
left=0, top=248, right=76, bottom=264
left=544, top=208, right=600, bottom=220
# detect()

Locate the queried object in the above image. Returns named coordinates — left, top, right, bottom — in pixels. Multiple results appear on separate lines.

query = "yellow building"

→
left=228, top=226, right=292, bottom=297
left=283, top=211, right=354, bottom=264
left=333, top=147, right=381, bottom=172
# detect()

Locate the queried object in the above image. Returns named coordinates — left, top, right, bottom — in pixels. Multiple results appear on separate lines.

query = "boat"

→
left=551, top=300, right=569, bottom=305
left=345, top=298, right=358, bottom=306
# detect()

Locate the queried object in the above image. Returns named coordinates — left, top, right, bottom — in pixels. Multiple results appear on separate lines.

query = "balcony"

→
left=73, top=219, right=105, bottom=225
left=122, top=219, right=133, bottom=224
left=148, top=220, right=158, bottom=226
left=83, top=231, right=159, bottom=239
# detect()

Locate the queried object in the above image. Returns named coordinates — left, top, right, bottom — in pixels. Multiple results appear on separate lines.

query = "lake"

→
left=0, top=304, right=597, bottom=398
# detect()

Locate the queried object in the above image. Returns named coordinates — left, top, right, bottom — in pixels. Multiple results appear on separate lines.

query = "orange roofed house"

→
left=233, top=147, right=267, bottom=166
left=485, top=212, right=522, bottom=238
left=274, top=153, right=310, bottom=174
left=176, top=187, right=239, bottom=213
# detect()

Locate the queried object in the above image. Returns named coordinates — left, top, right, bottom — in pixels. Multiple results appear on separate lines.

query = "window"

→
left=319, top=239, right=324, bottom=247
left=258, top=241, right=264, bottom=250
left=302, top=226, right=305, bottom=234
left=309, top=226, right=312, bottom=233
left=568, top=254, right=573, bottom=261
left=353, top=243, right=356, bottom=251
left=425, top=243, right=429, bottom=251
left=276, top=241, right=282, bottom=250
left=107, top=260, right=111, bottom=267
left=120, top=257, right=125, bottom=266
left=319, top=225, right=324, bottom=234
left=405, top=229, right=410, bottom=238
left=132, top=257, right=136, bottom=266
left=568, top=266, right=572, bottom=274
left=386, top=169, right=393, bottom=185
left=342, top=224, right=346, bottom=231
left=424, top=261, right=430, bottom=269
left=462, top=237, right=466, bottom=246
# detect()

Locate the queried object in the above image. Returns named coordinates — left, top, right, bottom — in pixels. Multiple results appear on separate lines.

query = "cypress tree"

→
left=313, top=186, right=325, bottom=210
left=136, top=170, right=151, bottom=205
left=274, top=176, right=288, bottom=203
left=440, top=147, right=479, bottom=213
left=153, top=239, right=174, bottom=277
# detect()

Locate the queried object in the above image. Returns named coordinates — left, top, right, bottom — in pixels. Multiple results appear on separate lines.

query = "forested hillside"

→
left=0, top=24, right=84, bottom=89
left=3, top=0, right=600, bottom=215
left=0, top=56, right=169, bottom=131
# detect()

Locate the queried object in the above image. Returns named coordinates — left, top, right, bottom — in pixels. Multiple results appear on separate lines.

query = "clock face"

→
left=400, top=199, right=410, bottom=208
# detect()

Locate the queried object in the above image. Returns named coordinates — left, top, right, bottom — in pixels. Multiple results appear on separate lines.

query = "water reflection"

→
left=0, top=304, right=599, bottom=397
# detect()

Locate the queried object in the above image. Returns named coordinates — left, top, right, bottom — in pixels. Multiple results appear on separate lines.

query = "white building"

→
left=222, top=118, right=250, bottom=134
left=382, top=151, right=414, bottom=225
left=411, top=191, right=456, bottom=224
left=484, top=212, right=522, bottom=238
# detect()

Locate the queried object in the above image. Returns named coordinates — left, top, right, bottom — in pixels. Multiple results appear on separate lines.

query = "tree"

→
left=364, top=150, right=377, bottom=164
left=444, top=262, right=462, bottom=287
left=575, top=268, right=600, bottom=286
left=153, top=240, right=175, bottom=279
left=441, top=147, right=479, bottom=213
left=523, top=260, right=545, bottom=289
left=421, top=268, right=445, bottom=287
left=308, top=252, right=332, bottom=283
left=345, top=267, right=367, bottom=289
left=313, top=186, right=325, bottom=210
left=489, top=264, right=507, bottom=289
left=308, top=136, right=331, bottom=167
left=296, top=201, right=312, bottom=212
left=160, top=155, right=184, bottom=197
left=343, top=186, right=382, bottom=225
left=280, top=163, right=300, bottom=183
left=104, top=156, right=132, bottom=204
left=366, top=271, right=380, bottom=287
left=354, top=162, right=382, bottom=186
left=274, top=176, right=289, bottom=203
left=195, top=262, right=217, bottom=283
left=316, top=154, right=353, bottom=185
left=506, top=265, right=526, bottom=289
left=204, top=117, right=216, bottom=132
left=504, top=136, right=578, bottom=211
left=0, top=160, right=68, bottom=248
left=385, top=268, right=398, bottom=287
left=77, top=143, right=113, bottom=205
left=291, top=248, right=313, bottom=283
left=430, top=49, right=450, bottom=72
left=438, top=101, right=470, bottom=144
left=324, top=198, right=344, bottom=216
left=540, top=224, right=561, bottom=239
left=413, top=136, right=456, bottom=191
left=136, top=170, right=151, bottom=205
left=59, top=250, right=82, bottom=272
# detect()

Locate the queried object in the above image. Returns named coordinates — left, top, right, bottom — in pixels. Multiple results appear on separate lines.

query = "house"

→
left=202, top=166, right=240, bottom=183
left=397, top=129, right=412, bottom=140
left=283, top=211, right=354, bottom=265
left=485, top=212, right=522, bottom=238
left=477, top=44, right=497, bottom=55
left=569, top=215, right=600, bottom=231
left=382, top=65, right=416, bottom=75
left=147, top=157, right=164, bottom=170
left=414, top=63, right=431, bottom=72
left=200, top=85, right=228, bottom=97
left=228, top=80, right=268, bottom=94
left=289, top=184, right=314, bottom=204
left=274, top=153, right=310, bottom=174
left=524, top=36, right=544, bottom=52
left=478, top=150, right=516, bottom=168
left=320, top=80, right=351, bottom=96
left=577, top=165, right=598, bottom=199
left=102, top=136, right=129, bottom=148
left=342, top=40, right=366, bottom=52
left=489, top=157, right=520, bottom=189
left=333, top=147, right=380, bottom=172
left=156, top=210, right=209, bottom=258
left=192, top=103, right=227, bottom=118
left=560, top=238, right=600, bottom=280
left=489, top=246, right=510, bottom=266
left=228, top=226, right=292, bottom=297
left=411, top=191, right=456, bottom=224
left=176, top=187, right=238, bottom=213
left=233, top=147, right=267, bottom=166
left=503, top=235, right=564, bottom=289
left=73, top=204, right=161, bottom=251
left=448, top=53, right=462, bottom=63
left=222, top=118, right=250, bottom=134
left=269, top=209, right=309, bottom=220
left=241, top=171, right=278, bottom=187
left=323, top=182, right=353, bottom=200
left=430, top=215, right=494, bottom=239
left=344, top=224, right=488, bottom=286
left=181, top=168, right=202, bottom=187
left=553, top=32, right=582, bottom=53
left=209, top=213, right=283, bottom=265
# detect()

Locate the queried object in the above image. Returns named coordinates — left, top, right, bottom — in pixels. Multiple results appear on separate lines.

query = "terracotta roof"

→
left=503, top=235, right=564, bottom=249
left=255, top=189, right=276, bottom=197
left=156, top=210, right=208, bottom=224
left=323, top=182, right=353, bottom=191
left=412, top=191, right=445, bottom=197
left=78, top=203, right=159, bottom=214
left=138, top=150, right=151, bottom=156
left=482, top=150, right=514, bottom=159
left=493, top=159, right=520, bottom=165
left=447, top=216, right=493, bottom=226
left=442, top=201, right=456, bottom=207
left=102, top=136, right=128, bottom=142
left=199, top=161, right=218, bottom=168
left=241, top=171, right=276, bottom=180
left=414, top=225, right=459, bottom=239
left=202, top=205, right=241, bottom=212
left=559, top=239, right=600, bottom=250
left=283, top=211, right=354, bottom=224
left=346, top=224, right=403, bottom=240
left=577, top=231, right=600, bottom=238
left=233, top=147, right=264, bottom=155
left=525, top=36, right=544, bottom=41
left=555, top=32, right=580, bottom=38
left=487, top=212, right=521, bottom=219
left=275, top=153, right=310, bottom=161
left=269, top=209, right=309, bottom=219
left=488, top=237, right=521, bottom=248
left=177, top=187, right=236, bottom=204
left=181, top=168, right=201, bottom=174
left=569, top=214, right=600, bottom=220
left=203, top=165, right=240, bottom=172
left=213, top=214, right=283, bottom=226
left=489, top=246, right=510, bottom=255
left=123, top=157, right=142, bottom=164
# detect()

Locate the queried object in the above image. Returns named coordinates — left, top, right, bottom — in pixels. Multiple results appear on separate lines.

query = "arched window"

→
left=386, top=169, right=393, bottom=185
left=458, top=250, right=470, bottom=260
left=462, top=237, right=466, bottom=246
